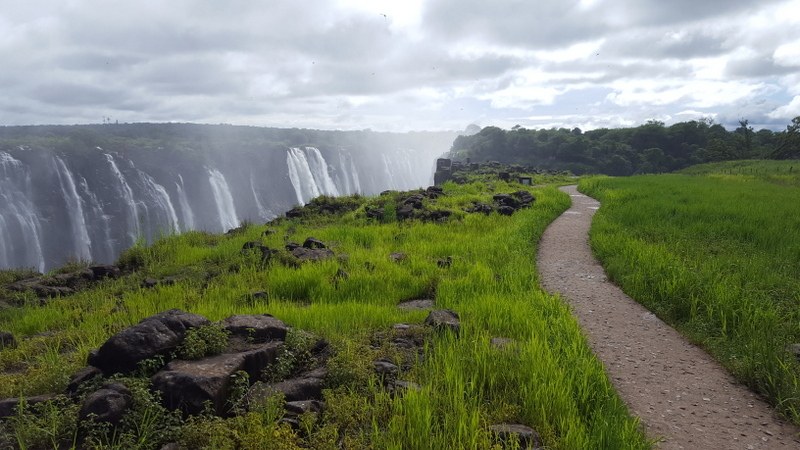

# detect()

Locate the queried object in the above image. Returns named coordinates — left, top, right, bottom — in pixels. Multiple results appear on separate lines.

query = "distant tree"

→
left=773, top=116, right=800, bottom=159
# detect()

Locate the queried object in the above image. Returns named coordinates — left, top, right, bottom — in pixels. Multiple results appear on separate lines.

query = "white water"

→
left=80, top=177, right=114, bottom=263
left=250, top=172, right=272, bottom=220
left=0, top=152, right=45, bottom=271
left=105, top=154, right=141, bottom=244
left=53, top=156, right=92, bottom=261
left=140, top=171, right=180, bottom=233
left=305, top=147, right=339, bottom=196
left=286, top=147, right=321, bottom=204
left=335, top=148, right=362, bottom=195
left=207, top=168, right=239, bottom=231
left=175, top=174, right=196, bottom=230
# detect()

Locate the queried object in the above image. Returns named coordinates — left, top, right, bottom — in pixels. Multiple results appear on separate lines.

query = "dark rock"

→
left=0, top=394, right=55, bottom=419
left=249, top=367, right=327, bottom=405
left=262, top=228, right=276, bottom=236
left=284, top=399, right=322, bottom=416
left=160, top=277, right=178, bottom=286
left=302, top=238, right=326, bottom=249
left=221, top=314, right=288, bottom=343
left=390, top=380, right=420, bottom=392
left=466, top=202, right=493, bottom=214
left=285, top=242, right=301, bottom=251
left=489, top=423, right=541, bottom=449
left=424, top=309, right=460, bottom=334
left=285, top=207, right=304, bottom=219
left=490, top=337, right=515, bottom=349
left=0, top=331, right=15, bottom=349
left=365, top=207, right=384, bottom=220
left=151, top=353, right=246, bottom=416
left=241, top=241, right=263, bottom=251
left=498, top=206, right=516, bottom=216
left=141, top=278, right=159, bottom=289
left=88, top=265, right=121, bottom=280
left=333, top=268, right=349, bottom=281
left=396, top=204, right=415, bottom=220
left=389, top=252, right=407, bottom=263
left=421, top=209, right=452, bottom=222
left=787, top=343, right=800, bottom=362
left=493, top=194, right=520, bottom=208
left=290, top=247, right=334, bottom=262
left=373, top=360, right=399, bottom=376
left=66, top=366, right=103, bottom=395
left=512, top=190, right=535, bottom=206
left=239, top=342, right=283, bottom=381
left=89, top=309, right=210, bottom=375
left=437, top=256, right=452, bottom=268
left=397, top=299, right=435, bottom=310
left=79, top=382, right=132, bottom=424
left=250, top=291, right=268, bottom=299
left=259, top=246, right=278, bottom=262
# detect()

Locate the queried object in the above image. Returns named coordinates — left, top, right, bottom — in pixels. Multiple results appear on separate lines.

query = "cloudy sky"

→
left=1, top=0, right=799, bottom=132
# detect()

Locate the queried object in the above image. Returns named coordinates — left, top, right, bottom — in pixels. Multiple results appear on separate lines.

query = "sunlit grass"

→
left=580, top=160, right=800, bottom=423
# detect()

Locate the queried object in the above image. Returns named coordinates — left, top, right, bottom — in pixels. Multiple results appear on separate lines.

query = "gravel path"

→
left=537, top=185, right=800, bottom=449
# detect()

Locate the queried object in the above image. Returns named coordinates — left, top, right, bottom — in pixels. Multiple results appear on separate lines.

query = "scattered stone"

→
left=285, top=207, right=304, bottom=219
left=285, top=242, right=301, bottom=251
left=241, top=241, right=263, bottom=251
left=250, top=291, right=267, bottom=300
left=493, top=193, right=520, bottom=208
left=78, top=382, right=132, bottom=424
left=512, top=190, right=535, bottom=206
left=302, top=237, right=326, bottom=249
left=88, top=309, right=210, bottom=375
left=396, top=204, right=415, bottom=220
left=66, top=366, right=103, bottom=395
left=489, top=423, right=541, bottom=449
left=365, top=207, right=383, bottom=220
left=424, top=309, right=460, bottom=334
left=151, top=352, right=246, bottom=416
left=373, top=360, right=399, bottom=377
left=490, top=337, right=515, bottom=349
left=390, top=380, right=420, bottom=392
left=88, top=265, right=121, bottom=280
left=0, top=331, right=15, bottom=349
left=0, top=394, right=55, bottom=419
left=420, top=209, right=453, bottom=222
left=290, top=246, right=334, bottom=262
left=465, top=202, right=493, bottom=214
left=221, top=314, right=288, bottom=343
left=437, top=256, right=452, bottom=268
left=249, top=367, right=327, bottom=405
left=498, top=205, right=516, bottom=216
left=284, top=400, right=323, bottom=416
left=389, top=252, right=407, bottom=263
left=141, top=278, right=159, bottom=289
left=397, top=299, right=435, bottom=310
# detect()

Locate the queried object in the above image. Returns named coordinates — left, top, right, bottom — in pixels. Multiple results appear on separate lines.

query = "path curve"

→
left=537, top=185, right=800, bottom=449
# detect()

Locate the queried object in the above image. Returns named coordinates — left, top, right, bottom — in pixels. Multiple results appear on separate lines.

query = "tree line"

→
left=448, top=117, right=800, bottom=175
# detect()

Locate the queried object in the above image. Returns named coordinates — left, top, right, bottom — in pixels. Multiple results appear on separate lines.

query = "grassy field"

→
left=579, top=161, right=800, bottom=423
left=0, top=179, right=650, bottom=449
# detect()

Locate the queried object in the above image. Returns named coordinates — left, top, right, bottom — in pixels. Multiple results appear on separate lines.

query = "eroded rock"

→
left=221, top=314, right=288, bottom=343
left=79, top=382, right=132, bottom=424
left=424, top=309, right=460, bottom=334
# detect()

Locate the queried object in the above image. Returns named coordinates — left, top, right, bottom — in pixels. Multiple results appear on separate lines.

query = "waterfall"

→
left=286, top=147, right=321, bottom=204
left=335, top=148, right=361, bottom=195
left=140, top=171, right=180, bottom=233
left=305, top=147, right=339, bottom=196
left=250, top=172, right=273, bottom=220
left=53, top=156, right=92, bottom=262
left=207, top=168, right=239, bottom=231
left=175, top=175, right=196, bottom=230
left=0, top=152, right=45, bottom=272
left=80, top=177, right=114, bottom=263
left=105, top=153, right=141, bottom=245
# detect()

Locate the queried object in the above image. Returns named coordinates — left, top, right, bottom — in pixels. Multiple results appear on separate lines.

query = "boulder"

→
left=284, top=399, right=323, bottom=416
left=78, top=382, right=132, bottom=424
left=89, top=309, right=210, bottom=375
left=0, top=394, right=55, bottom=419
left=151, top=353, right=246, bottom=416
left=221, top=314, right=288, bottom=343
left=493, top=194, right=520, bottom=208
left=302, top=238, right=326, bottom=249
left=373, top=360, right=399, bottom=377
left=141, top=278, right=159, bottom=289
left=239, top=342, right=283, bottom=380
left=248, top=367, right=327, bottom=405
left=88, top=265, right=121, bottom=280
left=498, top=206, right=516, bottom=216
left=389, top=252, right=407, bottom=263
left=396, top=204, right=415, bottom=220
left=424, top=310, right=460, bottom=334
left=512, top=190, right=535, bottom=206
left=0, top=331, right=15, bottom=349
left=290, top=247, right=334, bottom=262
left=466, top=202, right=493, bottom=214
left=489, top=423, right=541, bottom=449
left=66, top=366, right=103, bottom=395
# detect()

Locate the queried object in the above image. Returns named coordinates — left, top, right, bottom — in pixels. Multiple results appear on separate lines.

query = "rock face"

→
left=221, top=315, right=288, bottom=342
left=151, top=353, right=247, bottom=416
left=88, top=309, right=210, bottom=375
left=248, top=367, right=328, bottom=406
left=79, top=382, right=132, bottom=424
left=424, top=309, right=460, bottom=334
left=489, top=423, right=541, bottom=449
left=0, top=331, right=15, bottom=349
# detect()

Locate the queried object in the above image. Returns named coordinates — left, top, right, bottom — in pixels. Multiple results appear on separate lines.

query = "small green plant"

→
left=381, top=198, right=397, bottom=223
left=227, top=370, right=250, bottom=415
left=176, top=324, right=230, bottom=360
left=264, top=329, right=317, bottom=382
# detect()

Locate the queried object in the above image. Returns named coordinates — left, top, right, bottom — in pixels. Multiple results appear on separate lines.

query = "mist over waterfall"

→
left=0, top=123, right=455, bottom=272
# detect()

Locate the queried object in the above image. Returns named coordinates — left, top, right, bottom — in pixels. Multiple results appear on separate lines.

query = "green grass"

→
left=0, top=179, right=650, bottom=449
left=579, top=160, right=800, bottom=423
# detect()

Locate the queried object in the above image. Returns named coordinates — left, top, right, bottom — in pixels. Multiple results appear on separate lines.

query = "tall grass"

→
left=1, top=181, right=650, bottom=449
left=580, top=161, right=800, bottom=422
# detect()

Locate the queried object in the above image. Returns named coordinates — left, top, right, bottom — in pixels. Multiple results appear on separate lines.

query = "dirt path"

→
left=537, top=185, right=800, bottom=449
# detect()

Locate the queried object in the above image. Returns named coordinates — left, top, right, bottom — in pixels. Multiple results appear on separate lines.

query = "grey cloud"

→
left=726, top=54, right=800, bottom=78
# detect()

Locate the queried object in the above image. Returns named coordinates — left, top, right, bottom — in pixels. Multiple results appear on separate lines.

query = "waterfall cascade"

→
left=0, top=133, right=445, bottom=271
